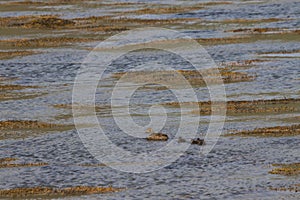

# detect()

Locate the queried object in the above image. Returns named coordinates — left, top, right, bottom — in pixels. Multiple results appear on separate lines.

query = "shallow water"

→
left=0, top=0, right=299, bottom=199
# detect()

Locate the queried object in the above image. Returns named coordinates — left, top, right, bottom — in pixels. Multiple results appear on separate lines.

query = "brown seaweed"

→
left=0, top=120, right=75, bottom=140
left=164, top=98, right=300, bottom=116
left=0, top=51, right=39, bottom=60
left=226, top=124, right=300, bottom=137
left=269, top=163, right=300, bottom=176
left=0, top=186, right=122, bottom=198
left=269, top=184, right=300, bottom=193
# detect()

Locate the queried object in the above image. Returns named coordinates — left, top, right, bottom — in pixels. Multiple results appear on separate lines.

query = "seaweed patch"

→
left=269, top=184, right=300, bottom=192
left=226, top=124, right=300, bottom=137
left=269, top=163, right=300, bottom=176
left=164, top=98, right=300, bottom=116
left=0, top=120, right=75, bottom=140
left=0, top=186, right=122, bottom=198
left=0, top=51, right=39, bottom=60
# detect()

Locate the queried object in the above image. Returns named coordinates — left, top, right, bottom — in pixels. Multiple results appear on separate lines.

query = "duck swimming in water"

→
left=145, top=128, right=169, bottom=141
left=177, top=137, right=186, bottom=143
left=147, top=133, right=169, bottom=141
left=191, top=138, right=205, bottom=145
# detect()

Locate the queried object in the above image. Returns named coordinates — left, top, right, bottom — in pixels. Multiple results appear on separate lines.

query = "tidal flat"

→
left=0, top=0, right=299, bottom=199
